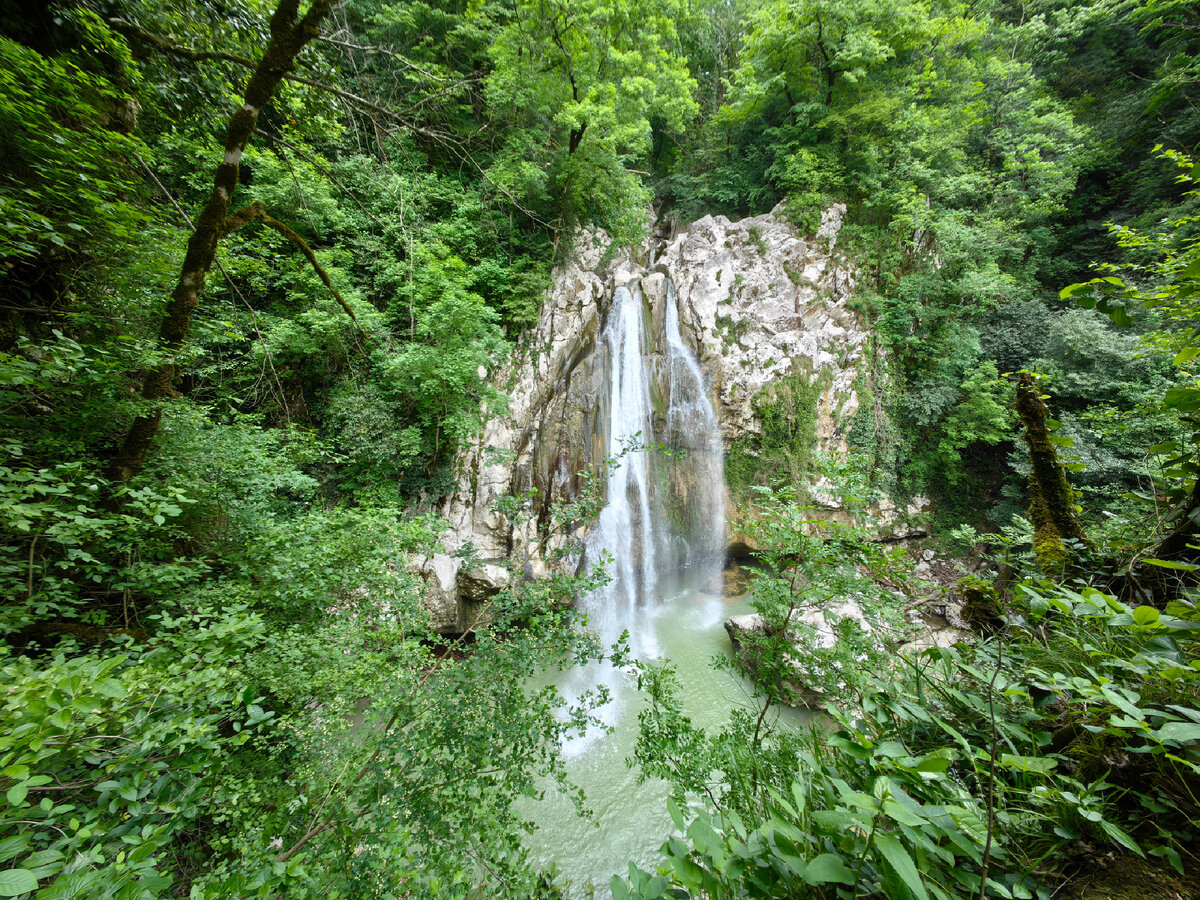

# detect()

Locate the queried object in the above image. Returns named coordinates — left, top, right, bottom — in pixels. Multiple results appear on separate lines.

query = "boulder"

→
left=722, top=563, right=755, bottom=596
left=897, top=626, right=965, bottom=657
left=724, top=599, right=873, bottom=707
left=414, top=554, right=461, bottom=634
left=457, top=562, right=509, bottom=603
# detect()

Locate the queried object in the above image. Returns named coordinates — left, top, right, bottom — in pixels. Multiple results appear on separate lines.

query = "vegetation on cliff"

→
left=1, top=0, right=1199, bottom=896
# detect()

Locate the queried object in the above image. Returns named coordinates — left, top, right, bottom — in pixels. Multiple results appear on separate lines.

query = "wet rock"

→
left=413, top=554, right=461, bottom=634
left=458, top=562, right=509, bottom=603
left=722, top=563, right=755, bottom=596
left=897, top=627, right=965, bottom=657
left=724, top=599, right=874, bottom=707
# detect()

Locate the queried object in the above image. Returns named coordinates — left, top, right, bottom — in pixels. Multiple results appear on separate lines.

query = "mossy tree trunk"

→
left=109, top=0, right=335, bottom=483
left=1014, top=373, right=1090, bottom=571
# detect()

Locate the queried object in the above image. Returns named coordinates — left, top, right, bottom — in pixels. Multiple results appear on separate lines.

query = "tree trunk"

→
left=109, top=0, right=335, bottom=483
left=1014, top=373, right=1090, bottom=572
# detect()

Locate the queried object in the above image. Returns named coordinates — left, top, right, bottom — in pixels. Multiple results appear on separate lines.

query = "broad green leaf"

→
left=1142, top=558, right=1199, bottom=572
left=1175, top=346, right=1200, bottom=366
left=915, top=754, right=951, bottom=775
left=998, top=754, right=1057, bottom=774
left=94, top=678, right=126, bottom=699
left=1153, top=722, right=1200, bottom=743
left=1099, top=819, right=1143, bottom=856
left=875, top=834, right=929, bottom=900
left=0, top=838, right=30, bottom=866
left=1132, top=606, right=1161, bottom=627
left=883, top=799, right=929, bottom=827
left=803, top=853, right=855, bottom=885
left=0, top=869, right=37, bottom=897
left=1164, top=387, right=1200, bottom=412
left=667, top=798, right=686, bottom=832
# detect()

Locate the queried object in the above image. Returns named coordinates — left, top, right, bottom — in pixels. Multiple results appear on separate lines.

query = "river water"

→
left=520, top=577, right=759, bottom=896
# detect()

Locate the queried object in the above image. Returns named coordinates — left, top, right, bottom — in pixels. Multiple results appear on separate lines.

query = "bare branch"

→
left=221, top=201, right=368, bottom=338
left=317, top=35, right=456, bottom=83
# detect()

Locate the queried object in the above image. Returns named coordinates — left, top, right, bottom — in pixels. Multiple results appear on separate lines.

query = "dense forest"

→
left=1, top=0, right=1199, bottom=896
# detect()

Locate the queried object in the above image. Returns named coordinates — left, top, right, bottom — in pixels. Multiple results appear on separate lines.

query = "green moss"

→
left=716, top=313, right=749, bottom=346
left=748, top=224, right=767, bottom=253
left=844, top=363, right=900, bottom=498
left=1015, top=373, right=1090, bottom=573
left=725, top=373, right=826, bottom=499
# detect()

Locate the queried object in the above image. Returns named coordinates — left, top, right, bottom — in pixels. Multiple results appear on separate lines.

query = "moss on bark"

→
left=109, top=0, right=335, bottom=483
left=1014, top=373, right=1089, bottom=572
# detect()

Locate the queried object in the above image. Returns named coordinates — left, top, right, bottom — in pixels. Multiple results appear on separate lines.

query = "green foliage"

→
left=327, top=248, right=510, bottom=495
left=4, top=0, right=1200, bottom=894
left=934, top=362, right=1014, bottom=485
left=485, top=0, right=699, bottom=243
left=620, top=495, right=1200, bottom=899
left=0, top=609, right=268, bottom=898
left=1062, top=150, right=1200, bottom=547
left=0, top=12, right=145, bottom=270
left=668, top=0, right=1091, bottom=500
left=725, top=375, right=824, bottom=497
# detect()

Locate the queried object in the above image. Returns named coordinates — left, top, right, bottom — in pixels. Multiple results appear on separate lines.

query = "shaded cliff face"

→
left=427, top=204, right=877, bottom=631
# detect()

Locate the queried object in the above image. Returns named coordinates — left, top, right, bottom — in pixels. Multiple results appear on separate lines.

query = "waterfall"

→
left=659, top=278, right=726, bottom=576
left=562, top=273, right=725, bottom=752
left=586, top=283, right=660, bottom=659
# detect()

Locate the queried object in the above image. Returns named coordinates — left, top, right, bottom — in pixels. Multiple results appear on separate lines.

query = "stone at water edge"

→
left=722, top=564, right=754, bottom=596
left=412, top=553, right=461, bottom=634
left=723, top=600, right=873, bottom=707
left=724, top=601, right=966, bottom=705
left=457, top=562, right=509, bottom=603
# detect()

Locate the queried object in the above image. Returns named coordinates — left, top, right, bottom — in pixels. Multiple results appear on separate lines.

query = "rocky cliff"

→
left=422, top=203, right=909, bottom=632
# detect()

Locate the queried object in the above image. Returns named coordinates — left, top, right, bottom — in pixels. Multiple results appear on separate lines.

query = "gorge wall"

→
left=422, top=203, right=915, bottom=632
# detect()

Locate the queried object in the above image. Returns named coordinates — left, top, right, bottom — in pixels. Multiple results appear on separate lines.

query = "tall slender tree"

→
left=110, top=0, right=336, bottom=482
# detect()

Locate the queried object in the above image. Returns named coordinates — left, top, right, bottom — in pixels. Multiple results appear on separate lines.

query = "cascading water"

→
left=586, top=282, right=661, bottom=663
left=558, top=275, right=727, bottom=750
left=587, top=274, right=727, bottom=629
left=522, top=269, right=750, bottom=898
left=657, top=278, right=726, bottom=575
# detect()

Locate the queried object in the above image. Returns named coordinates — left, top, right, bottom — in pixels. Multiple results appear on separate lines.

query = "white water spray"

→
left=562, top=274, right=725, bottom=753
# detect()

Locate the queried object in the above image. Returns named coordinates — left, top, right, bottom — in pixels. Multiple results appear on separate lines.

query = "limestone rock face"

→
left=657, top=204, right=930, bottom=549
left=429, top=205, right=922, bottom=627
left=413, top=554, right=461, bottom=634
left=658, top=204, right=862, bottom=453
left=439, top=235, right=629, bottom=582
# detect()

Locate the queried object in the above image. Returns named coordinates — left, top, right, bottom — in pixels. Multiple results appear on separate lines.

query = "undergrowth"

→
left=618, top=499, right=1200, bottom=899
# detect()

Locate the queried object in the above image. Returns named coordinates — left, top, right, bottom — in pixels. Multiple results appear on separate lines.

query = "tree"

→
left=1063, top=149, right=1200, bottom=565
left=484, top=0, right=699, bottom=245
left=110, top=0, right=339, bottom=483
